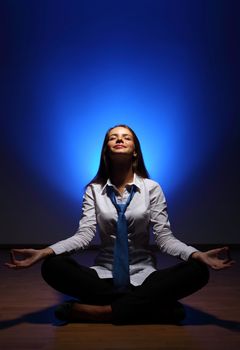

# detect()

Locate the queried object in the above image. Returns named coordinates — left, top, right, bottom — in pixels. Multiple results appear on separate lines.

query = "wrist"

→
left=191, top=251, right=202, bottom=260
left=42, top=247, right=54, bottom=258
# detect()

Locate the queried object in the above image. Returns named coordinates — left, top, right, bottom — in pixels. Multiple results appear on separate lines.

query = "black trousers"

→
left=41, top=254, right=209, bottom=324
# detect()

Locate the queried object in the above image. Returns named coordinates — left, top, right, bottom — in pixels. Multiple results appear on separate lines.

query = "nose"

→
left=116, top=136, right=123, bottom=143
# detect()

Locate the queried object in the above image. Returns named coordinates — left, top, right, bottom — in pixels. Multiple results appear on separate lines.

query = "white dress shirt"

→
left=50, top=174, right=198, bottom=286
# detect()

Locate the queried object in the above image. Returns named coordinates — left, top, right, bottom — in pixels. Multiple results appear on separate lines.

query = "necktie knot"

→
left=118, top=204, right=125, bottom=214
left=107, top=185, right=136, bottom=211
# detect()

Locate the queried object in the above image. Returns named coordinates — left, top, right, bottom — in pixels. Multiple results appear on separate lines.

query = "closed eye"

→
left=108, top=134, right=133, bottom=141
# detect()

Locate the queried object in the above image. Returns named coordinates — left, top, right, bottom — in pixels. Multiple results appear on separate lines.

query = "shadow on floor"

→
left=183, top=305, right=240, bottom=331
left=0, top=304, right=240, bottom=331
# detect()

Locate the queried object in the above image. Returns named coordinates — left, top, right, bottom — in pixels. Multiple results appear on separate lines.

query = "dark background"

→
left=1, top=0, right=239, bottom=245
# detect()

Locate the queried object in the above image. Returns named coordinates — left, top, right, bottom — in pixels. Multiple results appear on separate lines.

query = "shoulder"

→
left=138, top=176, right=163, bottom=192
left=140, top=178, right=167, bottom=206
left=135, top=175, right=165, bottom=198
left=86, top=182, right=103, bottom=190
left=84, top=182, right=105, bottom=198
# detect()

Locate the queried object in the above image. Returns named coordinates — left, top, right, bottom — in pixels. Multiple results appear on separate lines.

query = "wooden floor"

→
left=0, top=248, right=240, bottom=350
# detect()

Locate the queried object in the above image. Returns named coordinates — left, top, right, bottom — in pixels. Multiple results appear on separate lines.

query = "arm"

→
left=150, top=183, right=197, bottom=261
left=150, top=183, right=235, bottom=270
left=5, top=185, right=97, bottom=269
left=49, top=185, right=97, bottom=254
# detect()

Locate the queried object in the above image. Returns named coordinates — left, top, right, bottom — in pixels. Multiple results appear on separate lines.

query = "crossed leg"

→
left=41, top=254, right=209, bottom=324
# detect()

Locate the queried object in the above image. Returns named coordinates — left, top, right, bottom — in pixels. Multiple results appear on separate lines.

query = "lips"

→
left=113, top=145, right=126, bottom=149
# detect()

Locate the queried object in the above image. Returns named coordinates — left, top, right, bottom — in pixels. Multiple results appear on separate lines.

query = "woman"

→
left=5, top=124, right=234, bottom=324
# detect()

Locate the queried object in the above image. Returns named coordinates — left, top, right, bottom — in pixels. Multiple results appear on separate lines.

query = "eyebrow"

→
left=109, top=133, right=133, bottom=137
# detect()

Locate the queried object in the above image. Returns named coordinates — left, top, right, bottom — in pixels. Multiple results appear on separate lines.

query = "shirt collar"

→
left=101, top=173, right=141, bottom=194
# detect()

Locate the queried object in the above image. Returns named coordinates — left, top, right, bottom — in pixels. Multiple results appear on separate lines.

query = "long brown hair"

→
left=87, top=124, right=150, bottom=186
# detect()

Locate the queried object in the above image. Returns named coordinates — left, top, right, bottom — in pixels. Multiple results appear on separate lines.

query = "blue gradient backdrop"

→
left=1, top=0, right=239, bottom=244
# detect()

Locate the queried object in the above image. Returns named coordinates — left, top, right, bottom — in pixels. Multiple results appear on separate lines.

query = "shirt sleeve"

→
left=149, top=182, right=198, bottom=261
left=49, top=185, right=97, bottom=255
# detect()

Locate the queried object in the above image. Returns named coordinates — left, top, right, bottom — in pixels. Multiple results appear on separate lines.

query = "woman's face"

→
left=107, top=126, right=136, bottom=159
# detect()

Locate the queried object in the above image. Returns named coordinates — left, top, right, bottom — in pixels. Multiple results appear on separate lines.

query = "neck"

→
left=109, top=160, right=134, bottom=188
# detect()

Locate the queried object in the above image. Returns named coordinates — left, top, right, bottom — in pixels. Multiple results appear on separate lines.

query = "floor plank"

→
left=0, top=249, right=239, bottom=350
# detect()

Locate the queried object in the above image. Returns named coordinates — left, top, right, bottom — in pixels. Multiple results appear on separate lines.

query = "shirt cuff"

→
left=181, top=246, right=199, bottom=261
left=48, top=243, right=66, bottom=255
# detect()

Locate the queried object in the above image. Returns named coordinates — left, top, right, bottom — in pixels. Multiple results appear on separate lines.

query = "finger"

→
left=10, top=250, right=24, bottom=264
left=10, top=250, right=17, bottom=264
left=211, top=246, right=228, bottom=254
left=220, top=246, right=229, bottom=253
left=219, top=263, right=234, bottom=269
left=4, top=262, right=24, bottom=269
left=11, top=248, right=31, bottom=254
left=4, top=262, right=17, bottom=268
left=213, top=260, right=235, bottom=270
left=223, top=259, right=236, bottom=266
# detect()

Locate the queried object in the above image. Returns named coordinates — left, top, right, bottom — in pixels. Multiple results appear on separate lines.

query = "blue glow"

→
left=3, top=1, right=234, bottom=202
left=6, top=49, right=230, bottom=202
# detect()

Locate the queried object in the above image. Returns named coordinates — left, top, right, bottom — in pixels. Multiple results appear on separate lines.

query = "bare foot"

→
left=69, top=303, right=112, bottom=322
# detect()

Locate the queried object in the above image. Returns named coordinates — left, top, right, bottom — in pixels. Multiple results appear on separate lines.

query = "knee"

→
left=189, top=258, right=210, bottom=288
left=41, top=255, right=55, bottom=282
left=41, top=254, right=67, bottom=282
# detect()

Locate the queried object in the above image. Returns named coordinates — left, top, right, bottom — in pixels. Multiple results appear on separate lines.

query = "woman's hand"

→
left=191, top=246, right=235, bottom=270
left=4, top=247, right=54, bottom=269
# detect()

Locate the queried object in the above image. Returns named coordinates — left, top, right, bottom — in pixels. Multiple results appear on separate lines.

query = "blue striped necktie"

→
left=107, top=185, right=136, bottom=292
